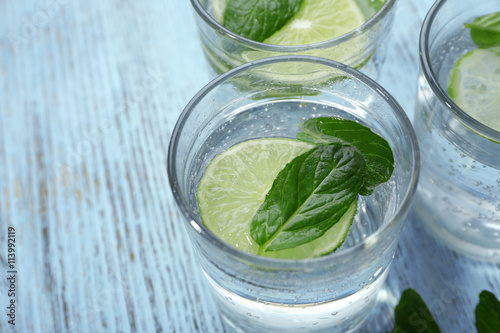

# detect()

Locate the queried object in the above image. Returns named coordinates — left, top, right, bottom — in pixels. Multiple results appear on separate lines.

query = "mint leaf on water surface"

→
left=223, top=0, right=303, bottom=42
left=465, top=12, right=500, bottom=48
left=297, top=117, right=394, bottom=195
left=389, top=289, right=441, bottom=333
left=250, top=144, right=365, bottom=253
left=249, top=117, right=394, bottom=254
left=475, top=290, right=500, bottom=333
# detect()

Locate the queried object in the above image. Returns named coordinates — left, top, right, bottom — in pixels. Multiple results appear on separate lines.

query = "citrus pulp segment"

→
left=263, top=0, right=365, bottom=46
left=448, top=46, right=500, bottom=132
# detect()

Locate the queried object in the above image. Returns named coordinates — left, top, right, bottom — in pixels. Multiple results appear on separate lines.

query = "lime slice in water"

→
left=210, top=0, right=370, bottom=78
left=197, top=138, right=356, bottom=259
left=448, top=46, right=500, bottom=132
left=211, top=0, right=365, bottom=45
left=264, top=0, right=365, bottom=45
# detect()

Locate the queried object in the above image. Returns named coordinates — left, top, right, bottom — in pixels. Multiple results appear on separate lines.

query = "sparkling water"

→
left=413, top=27, right=500, bottom=261
left=185, top=100, right=407, bottom=332
left=189, top=101, right=399, bottom=250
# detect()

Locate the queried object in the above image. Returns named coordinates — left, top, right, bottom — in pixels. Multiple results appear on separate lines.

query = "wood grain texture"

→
left=0, top=0, right=498, bottom=332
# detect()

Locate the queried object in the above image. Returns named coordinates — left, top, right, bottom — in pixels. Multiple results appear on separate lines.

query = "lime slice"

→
left=211, top=0, right=365, bottom=45
left=263, top=0, right=365, bottom=45
left=211, top=0, right=226, bottom=24
left=448, top=46, right=500, bottom=132
left=210, top=0, right=370, bottom=76
left=197, top=138, right=356, bottom=259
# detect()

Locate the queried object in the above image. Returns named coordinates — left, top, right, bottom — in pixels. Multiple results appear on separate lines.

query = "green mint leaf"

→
left=389, top=289, right=441, bottom=333
left=369, top=0, right=386, bottom=12
left=465, top=12, right=500, bottom=48
left=250, top=144, right=365, bottom=252
left=475, top=290, right=500, bottom=333
left=223, top=0, right=303, bottom=42
left=297, top=117, right=394, bottom=195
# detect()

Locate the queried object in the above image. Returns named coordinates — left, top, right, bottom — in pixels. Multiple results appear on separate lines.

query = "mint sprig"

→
left=249, top=117, right=394, bottom=253
left=465, top=12, right=500, bottom=48
left=297, top=117, right=394, bottom=195
left=389, top=289, right=441, bottom=333
left=389, top=289, right=500, bottom=333
left=223, top=0, right=303, bottom=42
left=476, top=290, right=500, bottom=333
left=250, top=144, right=365, bottom=252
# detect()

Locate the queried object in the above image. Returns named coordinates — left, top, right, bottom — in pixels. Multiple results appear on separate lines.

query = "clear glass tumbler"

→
left=168, top=56, right=419, bottom=332
left=190, top=0, right=397, bottom=79
left=413, top=0, right=500, bottom=261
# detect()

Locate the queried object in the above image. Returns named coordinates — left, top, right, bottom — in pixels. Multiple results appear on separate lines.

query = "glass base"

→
left=206, top=269, right=389, bottom=333
left=413, top=194, right=500, bottom=263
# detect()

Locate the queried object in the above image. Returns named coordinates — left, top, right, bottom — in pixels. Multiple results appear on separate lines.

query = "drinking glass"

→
left=168, top=56, right=419, bottom=332
left=413, top=0, right=500, bottom=262
left=190, top=0, right=397, bottom=79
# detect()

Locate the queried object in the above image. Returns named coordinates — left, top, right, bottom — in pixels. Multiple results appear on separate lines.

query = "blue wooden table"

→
left=0, top=0, right=499, bottom=332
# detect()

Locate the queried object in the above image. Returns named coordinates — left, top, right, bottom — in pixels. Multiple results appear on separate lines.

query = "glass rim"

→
left=168, top=55, right=420, bottom=267
left=190, top=0, right=397, bottom=52
left=419, top=0, right=500, bottom=141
